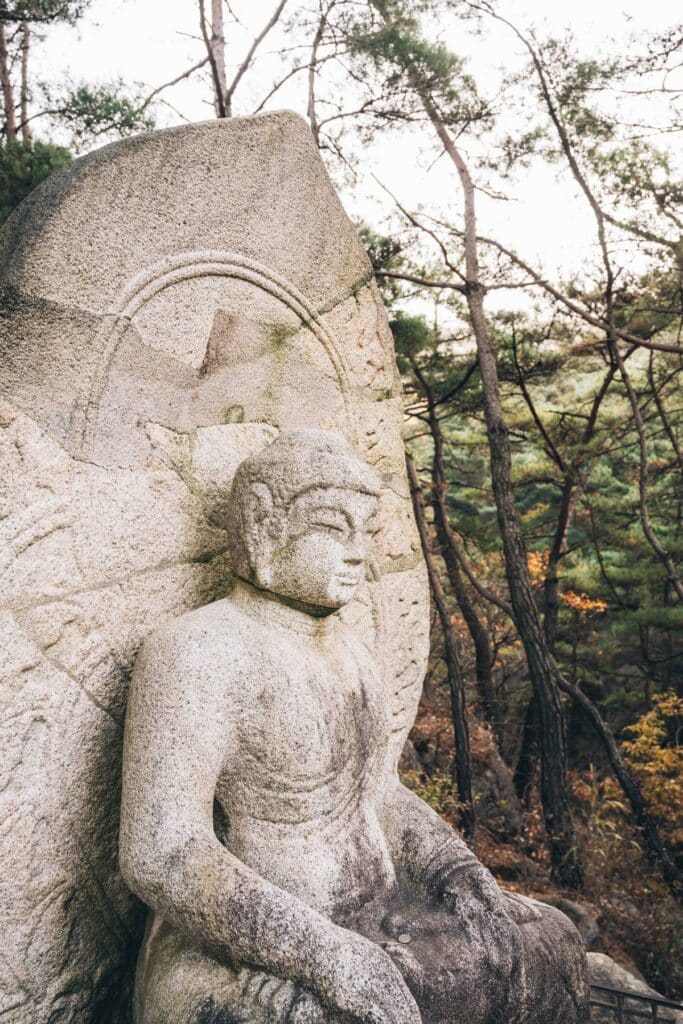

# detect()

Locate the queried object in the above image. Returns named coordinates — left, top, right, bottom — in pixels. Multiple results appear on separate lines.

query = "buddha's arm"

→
left=119, top=626, right=421, bottom=1024
left=381, top=780, right=506, bottom=912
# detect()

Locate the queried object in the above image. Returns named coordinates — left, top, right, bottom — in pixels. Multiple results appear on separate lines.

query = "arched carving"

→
left=78, top=252, right=358, bottom=454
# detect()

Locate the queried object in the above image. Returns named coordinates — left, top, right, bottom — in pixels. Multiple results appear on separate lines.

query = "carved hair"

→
left=227, top=429, right=380, bottom=581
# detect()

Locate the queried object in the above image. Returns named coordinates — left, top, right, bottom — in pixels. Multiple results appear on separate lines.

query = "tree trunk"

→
left=480, top=372, right=581, bottom=885
left=516, top=477, right=576, bottom=809
left=513, top=694, right=538, bottom=806
left=543, top=476, right=577, bottom=650
left=542, top=359, right=618, bottom=648
left=368, top=0, right=581, bottom=886
left=20, top=21, right=30, bottom=143
left=517, top=363, right=618, bottom=807
left=407, top=451, right=476, bottom=839
left=370, top=0, right=677, bottom=897
left=403, top=79, right=582, bottom=886
left=436, top=502, right=501, bottom=743
left=199, top=0, right=227, bottom=117
left=413, top=362, right=502, bottom=743
left=211, top=0, right=227, bottom=115
left=307, top=7, right=326, bottom=147
left=0, top=24, right=17, bottom=144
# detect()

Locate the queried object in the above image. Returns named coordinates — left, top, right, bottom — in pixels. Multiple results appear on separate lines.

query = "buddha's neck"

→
left=230, top=578, right=337, bottom=637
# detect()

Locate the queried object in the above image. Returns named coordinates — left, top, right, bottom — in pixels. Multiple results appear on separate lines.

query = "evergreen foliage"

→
left=0, top=0, right=89, bottom=23
left=43, top=81, right=154, bottom=147
left=0, top=137, right=70, bottom=221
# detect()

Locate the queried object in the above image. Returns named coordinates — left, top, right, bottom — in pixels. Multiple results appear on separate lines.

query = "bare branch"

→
left=138, top=57, right=210, bottom=113
left=376, top=269, right=465, bottom=293
left=224, top=0, right=290, bottom=115
left=253, top=62, right=307, bottom=113
left=648, top=351, right=683, bottom=475
left=373, top=174, right=467, bottom=284
left=485, top=12, right=683, bottom=600
left=474, top=231, right=683, bottom=355
left=307, top=1, right=329, bottom=147
left=384, top=201, right=683, bottom=355
left=511, top=322, right=566, bottom=472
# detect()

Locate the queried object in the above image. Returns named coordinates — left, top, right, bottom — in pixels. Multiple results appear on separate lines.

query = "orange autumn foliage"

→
left=621, top=692, right=683, bottom=848
left=527, top=550, right=549, bottom=582
left=560, top=590, right=608, bottom=614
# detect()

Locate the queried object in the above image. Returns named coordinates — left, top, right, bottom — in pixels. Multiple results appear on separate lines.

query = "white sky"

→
left=33, top=0, right=681, bottom=292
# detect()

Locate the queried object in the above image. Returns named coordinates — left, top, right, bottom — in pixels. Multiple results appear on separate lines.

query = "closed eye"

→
left=312, top=520, right=346, bottom=534
left=308, top=507, right=351, bottom=537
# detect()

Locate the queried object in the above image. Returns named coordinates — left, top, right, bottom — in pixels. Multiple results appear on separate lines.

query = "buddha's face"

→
left=255, top=485, right=378, bottom=611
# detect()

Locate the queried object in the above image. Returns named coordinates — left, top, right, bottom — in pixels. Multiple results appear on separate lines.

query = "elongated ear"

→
left=246, top=483, right=273, bottom=527
left=242, top=483, right=275, bottom=587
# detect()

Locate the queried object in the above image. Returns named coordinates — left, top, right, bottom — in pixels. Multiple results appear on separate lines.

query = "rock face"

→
left=0, top=114, right=427, bottom=1024
left=539, top=897, right=600, bottom=951
left=588, top=953, right=683, bottom=1023
left=470, top=721, right=523, bottom=839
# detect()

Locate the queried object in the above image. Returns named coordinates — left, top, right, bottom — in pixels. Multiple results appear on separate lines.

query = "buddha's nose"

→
left=343, top=552, right=363, bottom=565
left=343, top=540, right=365, bottom=563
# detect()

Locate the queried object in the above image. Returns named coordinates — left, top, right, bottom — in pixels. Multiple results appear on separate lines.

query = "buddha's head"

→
left=227, top=430, right=381, bottom=612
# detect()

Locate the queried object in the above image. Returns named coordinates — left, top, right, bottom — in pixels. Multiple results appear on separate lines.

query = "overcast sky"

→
left=34, top=0, right=681, bottom=293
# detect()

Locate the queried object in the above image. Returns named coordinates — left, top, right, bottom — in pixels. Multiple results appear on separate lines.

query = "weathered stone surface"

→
left=588, top=953, right=682, bottom=1023
left=0, top=113, right=426, bottom=1024
left=538, top=896, right=600, bottom=950
left=470, top=721, right=523, bottom=839
left=121, top=428, right=588, bottom=1024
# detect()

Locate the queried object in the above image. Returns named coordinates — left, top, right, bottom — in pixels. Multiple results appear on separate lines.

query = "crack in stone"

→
left=315, top=271, right=374, bottom=317
left=6, top=546, right=233, bottom=616
left=10, top=614, right=121, bottom=725
left=74, top=838, right=135, bottom=945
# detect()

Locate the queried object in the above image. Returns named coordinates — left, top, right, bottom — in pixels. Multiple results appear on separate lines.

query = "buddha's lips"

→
left=336, top=573, right=362, bottom=586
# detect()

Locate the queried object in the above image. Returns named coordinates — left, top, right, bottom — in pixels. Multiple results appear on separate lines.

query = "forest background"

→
left=1, top=0, right=681, bottom=1000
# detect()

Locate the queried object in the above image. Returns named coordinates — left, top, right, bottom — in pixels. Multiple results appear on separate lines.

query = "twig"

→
left=138, top=57, right=210, bottom=113
left=225, top=0, right=290, bottom=115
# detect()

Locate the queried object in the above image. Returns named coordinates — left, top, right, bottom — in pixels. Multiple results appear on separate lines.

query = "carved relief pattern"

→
left=0, top=123, right=429, bottom=1024
left=77, top=252, right=358, bottom=454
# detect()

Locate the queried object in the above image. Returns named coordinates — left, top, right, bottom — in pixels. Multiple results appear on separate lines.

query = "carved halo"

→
left=76, top=250, right=359, bottom=454
left=73, top=250, right=389, bottom=645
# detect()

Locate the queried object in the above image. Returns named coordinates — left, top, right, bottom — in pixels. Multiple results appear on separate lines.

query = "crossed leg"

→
left=136, top=894, right=588, bottom=1024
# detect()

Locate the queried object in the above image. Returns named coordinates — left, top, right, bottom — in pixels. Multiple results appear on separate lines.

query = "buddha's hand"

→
left=433, top=858, right=511, bottom=921
left=432, top=860, right=522, bottom=984
left=317, top=929, right=422, bottom=1024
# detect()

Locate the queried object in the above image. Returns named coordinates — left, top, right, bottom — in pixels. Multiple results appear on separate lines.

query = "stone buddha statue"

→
left=120, top=429, right=588, bottom=1024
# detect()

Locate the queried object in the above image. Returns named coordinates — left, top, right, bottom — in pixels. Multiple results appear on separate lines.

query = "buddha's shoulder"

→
left=138, top=596, right=261, bottom=667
